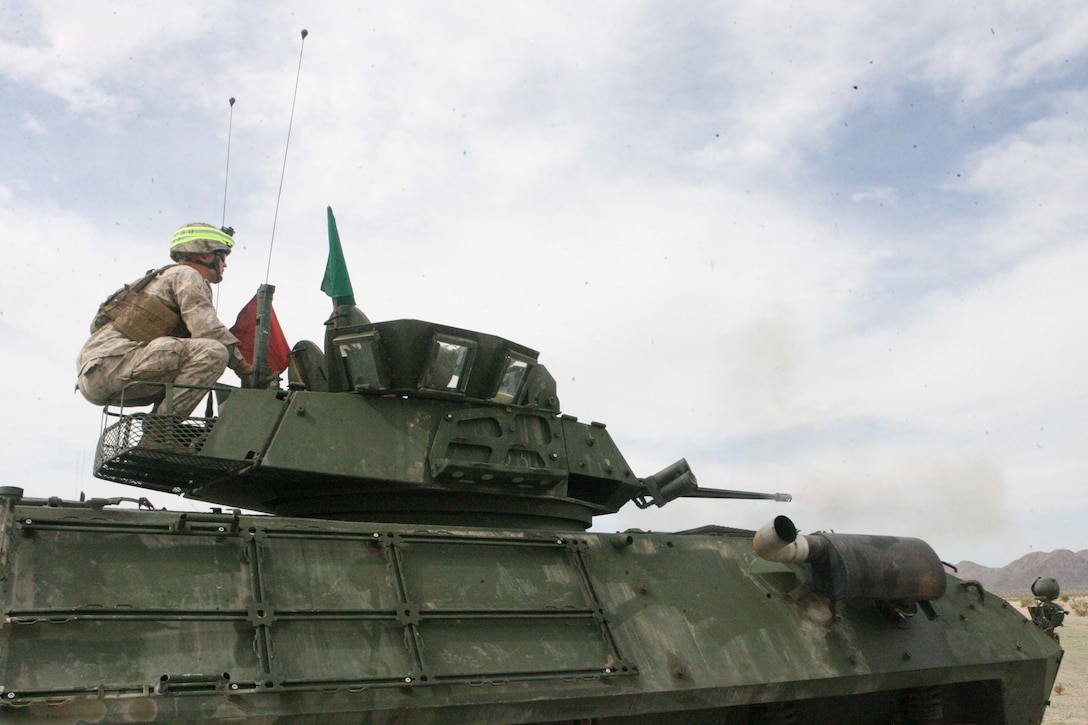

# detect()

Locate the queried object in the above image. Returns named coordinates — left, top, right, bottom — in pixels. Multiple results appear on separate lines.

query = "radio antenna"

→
left=250, top=29, right=308, bottom=389
left=265, top=28, right=309, bottom=284
left=214, top=96, right=237, bottom=315
left=221, top=96, right=236, bottom=228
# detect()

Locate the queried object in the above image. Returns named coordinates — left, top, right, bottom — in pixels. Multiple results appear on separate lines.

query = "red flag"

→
left=230, top=296, right=291, bottom=375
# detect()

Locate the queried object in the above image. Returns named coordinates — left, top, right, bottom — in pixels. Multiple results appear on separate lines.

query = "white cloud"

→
left=0, top=2, right=233, bottom=120
left=851, top=187, right=898, bottom=205
left=20, top=113, right=45, bottom=134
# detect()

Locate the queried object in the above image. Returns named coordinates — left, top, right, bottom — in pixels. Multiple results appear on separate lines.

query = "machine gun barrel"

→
left=634, top=459, right=791, bottom=507
left=682, top=487, right=792, bottom=503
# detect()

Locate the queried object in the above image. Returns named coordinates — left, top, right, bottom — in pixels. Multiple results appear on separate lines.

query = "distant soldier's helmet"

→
left=170, top=223, right=235, bottom=260
left=1032, top=576, right=1061, bottom=601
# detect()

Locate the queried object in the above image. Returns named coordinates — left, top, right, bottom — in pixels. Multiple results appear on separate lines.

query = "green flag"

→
left=320, top=206, right=356, bottom=306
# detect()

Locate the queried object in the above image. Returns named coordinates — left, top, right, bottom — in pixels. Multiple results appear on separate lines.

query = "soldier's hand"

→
left=235, top=361, right=255, bottom=387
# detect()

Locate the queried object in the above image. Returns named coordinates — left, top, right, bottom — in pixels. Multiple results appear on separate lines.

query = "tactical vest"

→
left=91, top=266, right=189, bottom=342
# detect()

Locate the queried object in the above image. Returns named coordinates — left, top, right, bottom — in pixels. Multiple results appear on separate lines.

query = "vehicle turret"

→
left=94, top=314, right=787, bottom=530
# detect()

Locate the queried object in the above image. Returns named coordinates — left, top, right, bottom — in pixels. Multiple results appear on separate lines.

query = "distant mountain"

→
left=954, top=549, right=1088, bottom=596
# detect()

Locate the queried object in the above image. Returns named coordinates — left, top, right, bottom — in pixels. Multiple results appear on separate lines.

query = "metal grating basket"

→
left=94, top=413, right=247, bottom=492
left=99, top=413, right=212, bottom=452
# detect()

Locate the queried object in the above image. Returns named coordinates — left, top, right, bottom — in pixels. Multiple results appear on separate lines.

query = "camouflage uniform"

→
left=78, top=265, right=248, bottom=417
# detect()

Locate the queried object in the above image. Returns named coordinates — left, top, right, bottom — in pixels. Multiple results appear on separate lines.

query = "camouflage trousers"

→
left=77, top=337, right=229, bottom=417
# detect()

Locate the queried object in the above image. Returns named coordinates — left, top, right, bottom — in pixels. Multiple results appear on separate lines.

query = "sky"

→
left=2, top=2, right=1087, bottom=569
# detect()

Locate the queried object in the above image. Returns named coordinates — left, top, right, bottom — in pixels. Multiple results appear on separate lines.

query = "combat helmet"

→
left=170, top=223, right=235, bottom=260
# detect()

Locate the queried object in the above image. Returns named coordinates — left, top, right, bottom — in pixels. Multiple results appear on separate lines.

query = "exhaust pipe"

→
left=753, top=515, right=946, bottom=603
left=754, top=515, right=811, bottom=563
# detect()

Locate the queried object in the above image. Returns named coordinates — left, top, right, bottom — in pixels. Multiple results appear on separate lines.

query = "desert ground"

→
left=1039, top=606, right=1087, bottom=725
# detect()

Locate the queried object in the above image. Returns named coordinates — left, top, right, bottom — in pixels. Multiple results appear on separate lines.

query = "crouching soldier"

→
left=77, top=223, right=253, bottom=419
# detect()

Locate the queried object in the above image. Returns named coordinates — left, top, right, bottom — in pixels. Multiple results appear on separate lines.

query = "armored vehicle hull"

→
left=0, top=488, right=1062, bottom=724
left=40, top=279, right=1063, bottom=724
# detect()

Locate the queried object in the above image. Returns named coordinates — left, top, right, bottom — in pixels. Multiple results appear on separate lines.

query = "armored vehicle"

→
left=0, top=285, right=1063, bottom=723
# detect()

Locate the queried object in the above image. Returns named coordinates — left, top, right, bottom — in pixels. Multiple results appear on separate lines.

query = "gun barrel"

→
left=682, top=488, right=792, bottom=503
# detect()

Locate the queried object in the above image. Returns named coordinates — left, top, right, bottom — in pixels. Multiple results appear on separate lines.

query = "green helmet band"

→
left=170, top=224, right=235, bottom=253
